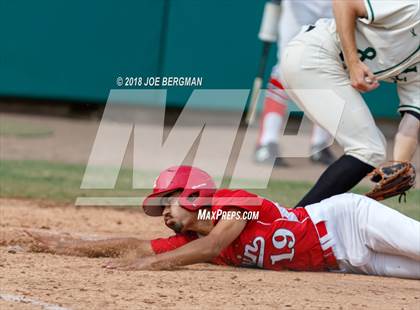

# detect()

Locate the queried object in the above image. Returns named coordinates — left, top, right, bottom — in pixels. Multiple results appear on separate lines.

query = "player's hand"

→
left=103, top=256, right=157, bottom=271
left=24, top=230, right=76, bottom=255
left=348, top=60, right=379, bottom=93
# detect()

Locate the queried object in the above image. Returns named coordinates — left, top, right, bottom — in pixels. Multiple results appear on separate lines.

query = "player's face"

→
left=161, top=192, right=193, bottom=233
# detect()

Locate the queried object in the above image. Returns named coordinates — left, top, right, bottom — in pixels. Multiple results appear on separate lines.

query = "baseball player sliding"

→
left=254, top=0, right=336, bottom=166
left=279, top=0, right=419, bottom=206
left=28, top=166, right=420, bottom=279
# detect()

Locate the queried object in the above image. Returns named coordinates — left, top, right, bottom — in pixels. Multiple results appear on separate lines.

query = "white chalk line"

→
left=0, top=293, right=71, bottom=310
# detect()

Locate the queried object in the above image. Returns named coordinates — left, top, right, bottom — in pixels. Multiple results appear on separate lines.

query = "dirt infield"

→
left=1, top=198, right=419, bottom=310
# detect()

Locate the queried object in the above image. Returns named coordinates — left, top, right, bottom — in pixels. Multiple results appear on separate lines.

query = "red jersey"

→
left=151, top=189, right=337, bottom=271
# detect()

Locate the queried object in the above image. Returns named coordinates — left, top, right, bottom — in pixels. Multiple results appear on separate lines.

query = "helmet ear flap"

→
left=186, top=191, right=200, bottom=202
left=178, top=189, right=200, bottom=209
left=178, top=188, right=214, bottom=211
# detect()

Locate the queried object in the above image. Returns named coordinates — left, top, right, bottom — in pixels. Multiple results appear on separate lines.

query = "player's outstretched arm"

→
left=25, top=230, right=154, bottom=258
left=333, top=0, right=379, bottom=92
left=105, top=215, right=247, bottom=271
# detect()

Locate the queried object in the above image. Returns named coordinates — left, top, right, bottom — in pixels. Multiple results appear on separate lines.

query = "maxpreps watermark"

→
left=197, top=209, right=260, bottom=221
left=76, top=88, right=345, bottom=206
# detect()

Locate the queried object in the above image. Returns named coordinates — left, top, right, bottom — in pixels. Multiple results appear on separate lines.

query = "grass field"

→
left=1, top=159, right=419, bottom=220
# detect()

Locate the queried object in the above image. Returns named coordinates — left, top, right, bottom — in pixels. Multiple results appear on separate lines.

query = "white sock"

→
left=311, top=125, right=333, bottom=149
left=260, top=113, right=283, bottom=146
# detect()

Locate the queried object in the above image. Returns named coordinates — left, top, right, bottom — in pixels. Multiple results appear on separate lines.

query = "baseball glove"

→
left=365, top=161, right=416, bottom=202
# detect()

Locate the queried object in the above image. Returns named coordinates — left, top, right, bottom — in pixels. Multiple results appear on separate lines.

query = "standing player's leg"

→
left=310, top=124, right=336, bottom=165
left=255, top=72, right=336, bottom=167
left=282, top=0, right=336, bottom=166
left=254, top=2, right=298, bottom=167
left=394, top=67, right=420, bottom=162
left=255, top=67, right=289, bottom=166
left=280, top=28, right=386, bottom=207
left=255, top=1, right=336, bottom=167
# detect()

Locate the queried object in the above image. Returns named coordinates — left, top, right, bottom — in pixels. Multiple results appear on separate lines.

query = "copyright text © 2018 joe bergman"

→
left=121, top=76, right=203, bottom=87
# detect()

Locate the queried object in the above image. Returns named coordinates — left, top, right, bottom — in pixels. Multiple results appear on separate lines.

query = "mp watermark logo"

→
left=75, top=89, right=344, bottom=206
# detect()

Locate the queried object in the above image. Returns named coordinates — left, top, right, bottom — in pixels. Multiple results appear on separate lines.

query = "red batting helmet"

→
left=142, top=166, right=216, bottom=216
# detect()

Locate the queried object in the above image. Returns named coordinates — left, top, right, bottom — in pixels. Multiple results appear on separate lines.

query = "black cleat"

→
left=254, top=143, right=289, bottom=167
left=310, top=147, right=336, bottom=166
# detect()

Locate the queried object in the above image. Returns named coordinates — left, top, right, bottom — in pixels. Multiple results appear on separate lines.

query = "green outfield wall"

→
left=0, top=0, right=400, bottom=118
